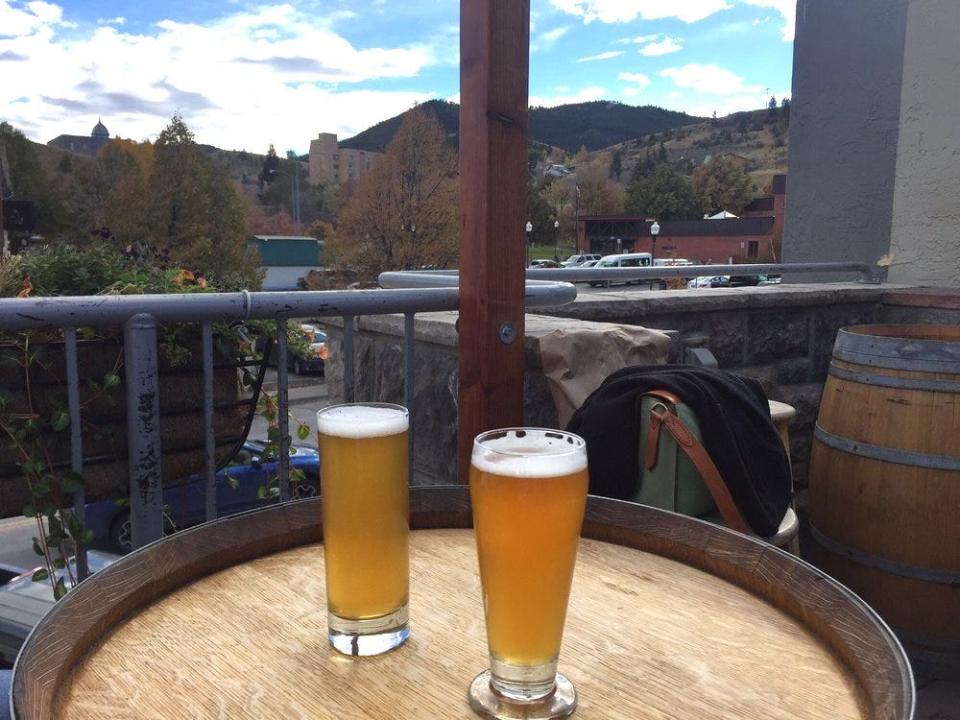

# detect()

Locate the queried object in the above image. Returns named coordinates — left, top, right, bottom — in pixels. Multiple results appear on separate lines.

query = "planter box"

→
left=0, top=336, right=253, bottom=518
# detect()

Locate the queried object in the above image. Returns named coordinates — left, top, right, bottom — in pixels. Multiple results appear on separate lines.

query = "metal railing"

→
left=380, top=261, right=881, bottom=288
left=0, top=283, right=577, bottom=574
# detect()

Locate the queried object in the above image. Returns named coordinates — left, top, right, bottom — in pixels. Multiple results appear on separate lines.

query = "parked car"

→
left=529, top=259, right=561, bottom=268
left=560, top=253, right=602, bottom=268
left=0, top=551, right=120, bottom=665
left=587, top=252, right=654, bottom=287
left=687, top=275, right=731, bottom=288
left=85, top=440, right=321, bottom=554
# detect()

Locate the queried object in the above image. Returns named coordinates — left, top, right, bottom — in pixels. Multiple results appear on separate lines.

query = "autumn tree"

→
left=691, top=156, right=752, bottom=214
left=575, top=160, right=625, bottom=216
left=332, top=108, right=458, bottom=280
left=625, top=163, right=699, bottom=220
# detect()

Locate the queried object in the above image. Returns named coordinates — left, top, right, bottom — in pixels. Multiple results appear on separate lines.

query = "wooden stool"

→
left=769, top=399, right=799, bottom=554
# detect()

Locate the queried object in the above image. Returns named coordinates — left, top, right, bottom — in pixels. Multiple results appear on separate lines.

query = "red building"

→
left=577, top=174, right=786, bottom=263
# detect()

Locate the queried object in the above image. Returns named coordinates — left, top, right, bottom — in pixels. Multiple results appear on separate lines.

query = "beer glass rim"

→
left=472, top=427, right=586, bottom=457
left=317, top=401, right=408, bottom=417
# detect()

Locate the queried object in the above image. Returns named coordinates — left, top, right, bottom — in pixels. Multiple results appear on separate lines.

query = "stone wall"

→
left=323, top=313, right=633, bottom=486
left=323, top=284, right=956, bottom=501
left=532, top=284, right=890, bottom=491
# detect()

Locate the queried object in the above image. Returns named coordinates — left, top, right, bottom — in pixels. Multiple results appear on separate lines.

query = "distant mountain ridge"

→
left=339, top=99, right=704, bottom=154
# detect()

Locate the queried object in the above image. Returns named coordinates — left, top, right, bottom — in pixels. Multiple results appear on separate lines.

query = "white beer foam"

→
left=472, top=429, right=587, bottom=478
left=317, top=405, right=408, bottom=439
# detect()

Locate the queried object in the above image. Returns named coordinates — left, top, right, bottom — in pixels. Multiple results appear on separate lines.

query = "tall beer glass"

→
left=469, top=428, right=588, bottom=720
left=316, top=403, right=409, bottom=656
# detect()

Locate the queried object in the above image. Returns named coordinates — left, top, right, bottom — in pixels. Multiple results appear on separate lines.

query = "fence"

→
left=0, top=283, right=577, bottom=577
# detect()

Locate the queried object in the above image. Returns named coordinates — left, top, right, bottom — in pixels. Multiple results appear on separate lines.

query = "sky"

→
left=0, top=0, right=796, bottom=154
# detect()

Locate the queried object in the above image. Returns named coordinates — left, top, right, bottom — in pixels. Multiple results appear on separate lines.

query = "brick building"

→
left=577, top=174, right=786, bottom=263
left=308, top=133, right=381, bottom=186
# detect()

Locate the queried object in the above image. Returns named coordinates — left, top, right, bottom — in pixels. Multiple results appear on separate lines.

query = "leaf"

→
left=53, top=558, right=65, bottom=569
left=51, top=410, right=70, bottom=432
left=226, top=474, right=239, bottom=490
left=60, top=472, right=85, bottom=493
left=79, top=529, right=95, bottom=545
left=54, top=577, right=67, bottom=600
left=32, top=537, right=44, bottom=555
left=296, top=423, right=310, bottom=441
left=256, top=486, right=268, bottom=500
left=103, top=372, right=121, bottom=389
left=31, top=569, right=49, bottom=582
left=23, top=504, right=36, bottom=518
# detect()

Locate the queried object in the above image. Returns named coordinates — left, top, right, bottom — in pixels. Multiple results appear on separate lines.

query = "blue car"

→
left=85, top=441, right=320, bottom=554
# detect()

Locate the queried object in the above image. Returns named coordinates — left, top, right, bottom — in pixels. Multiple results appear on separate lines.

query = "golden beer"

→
left=469, top=428, right=588, bottom=718
left=317, top=403, right=409, bottom=655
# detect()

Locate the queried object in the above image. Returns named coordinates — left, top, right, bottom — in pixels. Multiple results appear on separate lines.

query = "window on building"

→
left=748, top=240, right=759, bottom=258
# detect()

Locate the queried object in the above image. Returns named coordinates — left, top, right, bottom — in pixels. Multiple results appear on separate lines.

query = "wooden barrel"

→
left=809, top=324, right=960, bottom=677
left=12, top=486, right=912, bottom=719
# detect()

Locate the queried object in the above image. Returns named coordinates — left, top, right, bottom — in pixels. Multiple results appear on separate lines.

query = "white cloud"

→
left=622, top=87, right=639, bottom=98
left=530, top=86, right=606, bottom=107
left=622, top=33, right=660, bottom=44
left=540, top=26, right=570, bottom=43
left=639, top=37, right=683, bottom=56
left=618, top=72, right=650, bottom=88
left=97, top=16, right=125, bottom=26
left=668, top=89, right=791, bottom=117
left=531, top=25, right=570, bottom=52
left=740, top=0, right=795, bottom=40
left=576, top=50, right=622, bottom=62
left=0, top=0, right=68, bottom=35
left=555, top=85, right=570, bottom=92
left=659, top=63, right=762, bottom=95
left=550, top=0, right=731, bottom=24
left=0, top=2, right=440, bottom=151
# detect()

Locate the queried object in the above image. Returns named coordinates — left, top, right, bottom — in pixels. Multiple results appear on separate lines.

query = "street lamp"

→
left=650, top=220, right=660, bottom=261
left=525, top=221, right=533, bottom=267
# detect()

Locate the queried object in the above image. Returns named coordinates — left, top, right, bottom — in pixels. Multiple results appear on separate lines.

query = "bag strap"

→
left=643, top=393, right=752, bottom=534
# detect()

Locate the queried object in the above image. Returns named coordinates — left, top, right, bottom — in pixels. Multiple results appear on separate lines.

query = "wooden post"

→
left=457, top=0, right=530, bottom=482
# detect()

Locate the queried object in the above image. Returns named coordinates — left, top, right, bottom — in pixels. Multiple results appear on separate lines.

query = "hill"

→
left=339, top=99, right=703, bottom=154
left=610, top=107, right=790, bottom=191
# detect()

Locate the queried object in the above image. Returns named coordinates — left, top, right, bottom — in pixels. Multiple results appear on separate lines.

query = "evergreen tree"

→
left=658, top=141, right=668, bottom=164
left=0, top=122, right=71, bottom=236
left=609, top=150, right=623, bottom=181
left=625, top=163, right=699, bottom=220
left=767, top=96, right=778, bottom=119
left=146, top=114, right=255, bottom=286
left=259, top=144, right=281, bottom=187
left=780, top=97, right=791, bottom=125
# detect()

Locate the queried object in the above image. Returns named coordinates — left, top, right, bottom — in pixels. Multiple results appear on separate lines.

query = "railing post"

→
left=63, top=328, right=87, bottom=580
left=201, top=321, right=217, bottom=521
left=124, top=313, right=164, bottom=549
left=404, top=312, right=415, bottom=483
left=458, top=0, right=531, bottom=483
left=275, top=318, right=291, bottom=501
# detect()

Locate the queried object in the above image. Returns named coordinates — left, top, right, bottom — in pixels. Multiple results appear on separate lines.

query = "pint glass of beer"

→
left=316, top=403, right=409, bottom=656
left=468, top=428, right=588, bottom=720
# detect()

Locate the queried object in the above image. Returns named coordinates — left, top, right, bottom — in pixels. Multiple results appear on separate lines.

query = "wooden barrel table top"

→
left=11, top=487, right=913, bottom=720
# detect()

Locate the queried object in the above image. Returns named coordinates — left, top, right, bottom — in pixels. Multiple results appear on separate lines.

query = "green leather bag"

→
left=630, top=393, right=718, bottom=520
